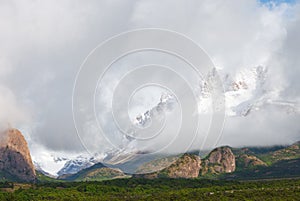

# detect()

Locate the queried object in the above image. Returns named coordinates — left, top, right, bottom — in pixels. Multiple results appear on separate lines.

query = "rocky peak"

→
left=0, top=128, right=36, bottom=182
left=134, top=154, right=201, bottom=179
left=161, top=154, right=201, bottom=178
left=200, top=146, right=236, bottom=175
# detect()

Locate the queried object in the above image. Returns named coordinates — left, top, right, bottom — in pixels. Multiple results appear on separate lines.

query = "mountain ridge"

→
left=36, top=140, right=300, bottom=182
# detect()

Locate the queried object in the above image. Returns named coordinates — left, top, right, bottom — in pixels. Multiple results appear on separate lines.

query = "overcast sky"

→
left=0, top=0, right=299, bottom=162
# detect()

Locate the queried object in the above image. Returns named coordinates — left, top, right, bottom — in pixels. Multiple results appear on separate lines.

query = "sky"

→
left=0, top=0, right=300, bottom=172
left=260, top=0, right=296, bottom=4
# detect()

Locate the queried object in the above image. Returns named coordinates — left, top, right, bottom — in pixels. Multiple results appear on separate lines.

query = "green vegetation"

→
left=223, top=142, right=300, bottom=180
left=1, top=143, right=300, bottom=200
left=223, top=158, right=300, bottom=180
left=0, top=178, right=299, bottom=200
left=2, top=142, right=300, bottom=200
left=58, top=163, right=130, bottom=182
left=258, top=142, right=300, bottom=165
left=36, top=171, right=60, bottom=183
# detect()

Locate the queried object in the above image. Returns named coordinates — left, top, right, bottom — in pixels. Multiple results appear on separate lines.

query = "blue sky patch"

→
left=260, top=0, right=296, bottom=4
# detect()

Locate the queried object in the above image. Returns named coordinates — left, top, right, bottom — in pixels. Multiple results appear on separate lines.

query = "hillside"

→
left=131, top=142, right=300, bottom=180
left=1, top=138, right=297, bottom=182
left=258, top=141, right=300, bottom=165
left=223, top=142, right=300, bottom=180
left=58, top=163, right=129, bottom=181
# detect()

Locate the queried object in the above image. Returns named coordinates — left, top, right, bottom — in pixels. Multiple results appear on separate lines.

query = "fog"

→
left=0, top=0, right=299, bottom=163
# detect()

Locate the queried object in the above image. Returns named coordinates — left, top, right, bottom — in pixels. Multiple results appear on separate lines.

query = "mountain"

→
left=0, top=128, right=36, bottom=182
left=34, top=141, right=300, bottom=181
left=135, top=155, right=179, bottom=174
left=58, top=163, right=129, bottom=181
left=132, top=93, right=176, bottom=127
left=122, top=92, right=176, bottom=145
left=223, top=144, right=300, bottom=180
left=57, top=155, right=99, bottom=176
left=134, top=154, right=201, bottom=179
left=30, top=66, right=300, bottom=177
left=135, top=147, right=235, bottom=179
left=258, top=141, right=300, bottom=165
left=236, top=154, right=267, bottom=169
left=214, top=143, right=300, bottom=180
left=200, top=146, right=236, bottom=175
left=132, top=142, right=300, bottom=180
left=222, top=158, right=300, bottom=180
left=39, top=66, right=299, bottom=177
left=199, top=66, right=299, bottom=117
left=157, top=154, right=201, bottom=178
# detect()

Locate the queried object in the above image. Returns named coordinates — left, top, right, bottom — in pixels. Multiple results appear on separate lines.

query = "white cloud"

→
left=0, top=0, right=299, bottom=166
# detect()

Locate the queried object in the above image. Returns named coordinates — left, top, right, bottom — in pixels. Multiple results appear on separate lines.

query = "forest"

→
left=0, top=178, right=299, bottom=200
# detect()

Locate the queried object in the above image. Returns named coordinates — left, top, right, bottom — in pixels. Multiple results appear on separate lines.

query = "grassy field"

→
left=0, top=178, right=299, bottom=200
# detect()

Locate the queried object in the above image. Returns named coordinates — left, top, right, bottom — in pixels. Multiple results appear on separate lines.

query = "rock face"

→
left=0, top=128, right=36, bottom=182
left=135, top=154, right=201, bottom=179
left=200, top=146, right=236, bottom=175
left=161, top=154, right=201, bottom=178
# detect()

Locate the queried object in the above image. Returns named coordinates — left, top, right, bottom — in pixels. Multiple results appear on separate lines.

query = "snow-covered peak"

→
left=35, top=66, right=299, bottom=176
left=133, top=93, right=176, bottom=127
left=57, top=155, right=100, bottom=176
left=198, top=66, right=299, bottom=117
left=103, top=93, right=177, bottom=165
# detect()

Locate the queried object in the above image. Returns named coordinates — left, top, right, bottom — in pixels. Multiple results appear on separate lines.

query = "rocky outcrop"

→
left=237, top=154, right=267, bottom=168
left=135, top=154, right=201, bottom=179
left=200, top=146, right=236, bottom=175
left=0, top=128, right=36, bottom=182
left=136, top=148, right=236, bottom=179
left=161, top=154, right=201, bottom=178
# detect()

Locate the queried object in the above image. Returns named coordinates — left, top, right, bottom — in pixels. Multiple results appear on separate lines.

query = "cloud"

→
left=123, top=0, right=300, bottom=148
left=0, top=86, right=32, bottom=131
left=0, top=0, right=135, bottom=152
left=0, top=0, right=299, bottom=163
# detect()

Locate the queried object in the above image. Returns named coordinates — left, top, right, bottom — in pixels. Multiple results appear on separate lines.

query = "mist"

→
left=0, top=0, right=299, bottom=168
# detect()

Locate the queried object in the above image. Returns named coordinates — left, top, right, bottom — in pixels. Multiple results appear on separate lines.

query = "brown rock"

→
left=162, top=154, right=201, bottom=178
left=0, top=128, right=36, bottom=182
left=200, top=146, right=236, bottom=175
left=134, top=154, right=201, bottom=179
